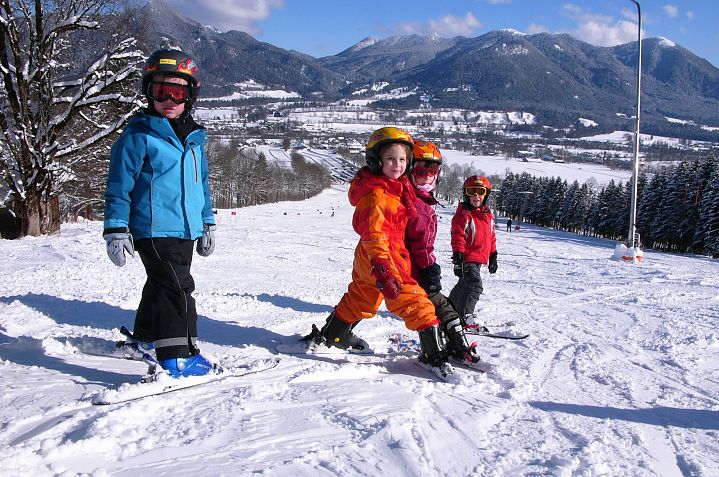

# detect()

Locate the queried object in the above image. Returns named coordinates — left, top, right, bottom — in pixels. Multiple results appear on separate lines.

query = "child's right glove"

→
left=452, top=251, right=465, bottom=277
left=370, top=258, right=402, bottom=300
left=103, top=228, right=134, bottom=267
left=196, top=224, right=216, bottom=257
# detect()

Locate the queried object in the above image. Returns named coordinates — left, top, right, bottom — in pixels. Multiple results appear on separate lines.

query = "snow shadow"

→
left=529, top=401, right=719, bottom=430
left=242, top=292, right=396, bottom=319
left=243, top=292, right=334, bottom=314
left=0, top=293, right=135, bottom=330
left=0, top=330, right=138, bottom=386
left=197, top=317, right=292, bottom=352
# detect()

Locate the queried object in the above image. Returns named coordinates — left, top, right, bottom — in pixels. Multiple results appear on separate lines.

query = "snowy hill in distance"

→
left=244, top=142, right=632, bottom=186
left=1, top=186, right=718, bottom=475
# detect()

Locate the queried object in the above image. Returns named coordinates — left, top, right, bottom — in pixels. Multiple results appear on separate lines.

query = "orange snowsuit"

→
left=334, top=167, right=440, bottom=331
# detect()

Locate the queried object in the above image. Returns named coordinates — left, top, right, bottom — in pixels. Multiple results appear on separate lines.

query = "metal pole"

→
left=628, top=0, right=642, bottom=249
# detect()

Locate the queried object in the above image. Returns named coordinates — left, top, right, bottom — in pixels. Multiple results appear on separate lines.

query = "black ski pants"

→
left=448, top=262, right=484, bottom=317
left=134, top=237, right=199, bottom=360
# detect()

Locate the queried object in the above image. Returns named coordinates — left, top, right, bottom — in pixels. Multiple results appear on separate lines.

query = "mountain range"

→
left=131, top=0, right=719, bottom=138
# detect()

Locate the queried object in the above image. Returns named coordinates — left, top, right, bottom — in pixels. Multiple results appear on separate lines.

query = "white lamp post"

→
left=627, top=0, right=642, bottom=251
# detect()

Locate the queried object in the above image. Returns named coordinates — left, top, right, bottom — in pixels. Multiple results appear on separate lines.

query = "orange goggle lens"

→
left=465, top=186, right=487, bottom=197
left=148, top=81, right=191, bottom=104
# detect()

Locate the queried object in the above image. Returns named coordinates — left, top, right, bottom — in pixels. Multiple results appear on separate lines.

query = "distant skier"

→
left=506, top=218, right=512, bottom=232
left=449, top=176, right=498, bottom=330
left=103, top=49, right=218, bottom=379
left=303, top=127, right=450, bottom=371
left=405, top=140, right=480, bottom=363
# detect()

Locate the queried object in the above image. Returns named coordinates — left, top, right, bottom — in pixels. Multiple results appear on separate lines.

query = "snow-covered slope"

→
left=1, top=187, right=718, bottom=475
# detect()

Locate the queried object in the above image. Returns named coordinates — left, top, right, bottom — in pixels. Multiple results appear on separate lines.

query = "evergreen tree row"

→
left=492, top=154, right=719, bottom=258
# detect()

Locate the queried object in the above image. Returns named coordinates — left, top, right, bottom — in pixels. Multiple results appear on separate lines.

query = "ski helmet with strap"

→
left=411, top=140, right=443, bottom=192
left=142, top=49, right=201, bottom=104
left=463, top=175, right=492, bottom=206
left=365, top=127, right=414, bottom=175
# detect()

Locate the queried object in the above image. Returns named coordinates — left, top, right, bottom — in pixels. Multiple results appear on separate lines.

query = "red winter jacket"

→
left=405, top=189, right=438, bottom=281
left=450, top=202, right=497, bottom=264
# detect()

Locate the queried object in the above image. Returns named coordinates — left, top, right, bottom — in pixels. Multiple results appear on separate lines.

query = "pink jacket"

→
left=405, top=189, right=438, bottom=280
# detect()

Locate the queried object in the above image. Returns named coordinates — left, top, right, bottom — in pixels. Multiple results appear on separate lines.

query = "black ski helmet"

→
left=142, top=49, right=201, bottom=104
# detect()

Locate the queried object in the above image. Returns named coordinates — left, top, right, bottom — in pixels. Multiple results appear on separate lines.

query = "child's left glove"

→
left=196, top=224, right=216, bottom=257
left=488, top=251, right=498, bottom=274
left=370, top=258, right=402, bottom=300
left=418, top=263, right=442, bottom=294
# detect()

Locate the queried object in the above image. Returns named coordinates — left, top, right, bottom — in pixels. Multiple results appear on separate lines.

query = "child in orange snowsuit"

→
left=304, top=127, right=448, bottom=368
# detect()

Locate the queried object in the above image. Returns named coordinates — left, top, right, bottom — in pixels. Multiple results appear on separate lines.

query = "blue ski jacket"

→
left=103, top=112, right=215, bottom=240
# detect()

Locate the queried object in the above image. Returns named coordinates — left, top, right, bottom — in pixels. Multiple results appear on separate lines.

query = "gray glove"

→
left=104, top=231, right=134, bottom=267
left=196, top=224, right=216, bottom=257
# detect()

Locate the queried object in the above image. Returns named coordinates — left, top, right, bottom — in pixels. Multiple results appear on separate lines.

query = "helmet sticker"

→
left=178, top=59, right=198, bottom=75
left=159, top=58, right=177, bottom=65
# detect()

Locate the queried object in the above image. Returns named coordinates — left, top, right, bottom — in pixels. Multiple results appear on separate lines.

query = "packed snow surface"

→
left=1, top=187, right=718, bottom=476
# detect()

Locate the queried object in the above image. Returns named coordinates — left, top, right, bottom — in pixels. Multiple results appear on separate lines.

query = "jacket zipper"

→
left=191, top=148, right=198, bottom=183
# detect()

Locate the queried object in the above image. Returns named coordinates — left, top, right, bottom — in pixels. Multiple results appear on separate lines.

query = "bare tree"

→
left=0, top=0, right=144, bottom=237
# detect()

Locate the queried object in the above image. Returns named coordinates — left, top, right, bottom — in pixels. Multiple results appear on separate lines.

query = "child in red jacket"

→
left=449, top=176, right=498, bottom=326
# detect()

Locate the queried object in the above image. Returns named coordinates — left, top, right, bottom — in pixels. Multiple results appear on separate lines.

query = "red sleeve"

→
left=450, top=209, right=468, bottom=253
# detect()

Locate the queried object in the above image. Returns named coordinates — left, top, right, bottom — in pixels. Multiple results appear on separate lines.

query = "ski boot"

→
left=463, top=313, right=489, bottom=333
left=444, top=317, right=480, bottom=363
left=301, top=312, right=368, bottom=351
left=158, top=353, right=217, bottom=379
left=418, top=324, right=453, bottom=376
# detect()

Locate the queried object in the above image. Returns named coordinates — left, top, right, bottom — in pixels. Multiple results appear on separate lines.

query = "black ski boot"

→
left=418, top=324, right=450, bottom=367
left=301, top=312, right=368, bottom=350
left=444, top=317, right=481, bottom=363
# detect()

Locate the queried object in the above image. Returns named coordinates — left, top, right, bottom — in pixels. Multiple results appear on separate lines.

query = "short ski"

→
left=465, top=330, right=529, bottom=340
left=91, top=358, right=280, bottom=406
left=276, top=332, right=373, bottom=356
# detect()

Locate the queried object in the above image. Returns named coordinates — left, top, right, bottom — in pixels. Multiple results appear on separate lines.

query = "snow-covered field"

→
left=1, top=186, right=718, bottom=476
left=440, top=149, right=633, bottom=185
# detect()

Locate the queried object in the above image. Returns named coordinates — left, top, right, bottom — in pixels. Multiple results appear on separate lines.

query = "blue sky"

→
left=167, top=0, right=719, bottom=68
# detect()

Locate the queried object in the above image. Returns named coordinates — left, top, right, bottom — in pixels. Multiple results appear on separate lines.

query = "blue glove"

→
left=196, top=224, right=216, bottom=257
left=103, top=230, right=134, bottom=267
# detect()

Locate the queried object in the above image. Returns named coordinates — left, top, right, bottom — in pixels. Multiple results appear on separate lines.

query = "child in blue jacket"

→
left=103, top=49, right=217, bottom=378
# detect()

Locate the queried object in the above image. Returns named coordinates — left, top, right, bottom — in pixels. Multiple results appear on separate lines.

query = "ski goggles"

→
left=412, top=161, right=441, bottom=177
left=148, top=81, right=193, bottom=104
left=465, top=186, right=488, bottom=197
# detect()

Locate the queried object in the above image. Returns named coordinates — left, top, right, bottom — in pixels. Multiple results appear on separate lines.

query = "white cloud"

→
left=527, top=23, right=548, bottom=34
left=167, top=0, right=285, bottom=34
left=662, top=5, right=679, bottom=19
left=620, top=7, right=637, bottom=22
left=562, top=4, right=640, bottom=47
left=686, top=10, right=694, bottom=20
left=429, top=12, right=483, bottom=37
left=396, top=12, right=483, bottom=38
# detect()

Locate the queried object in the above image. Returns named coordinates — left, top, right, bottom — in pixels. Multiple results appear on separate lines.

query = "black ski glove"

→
left=488, top=252, right=498, bottom=274
left=418, top=263, right=442, bottom=294
left=452, top=251, right=465, bottom=277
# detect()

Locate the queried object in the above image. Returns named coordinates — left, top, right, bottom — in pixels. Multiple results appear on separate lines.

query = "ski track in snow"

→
left=1, top=186, right=719, bottom=476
